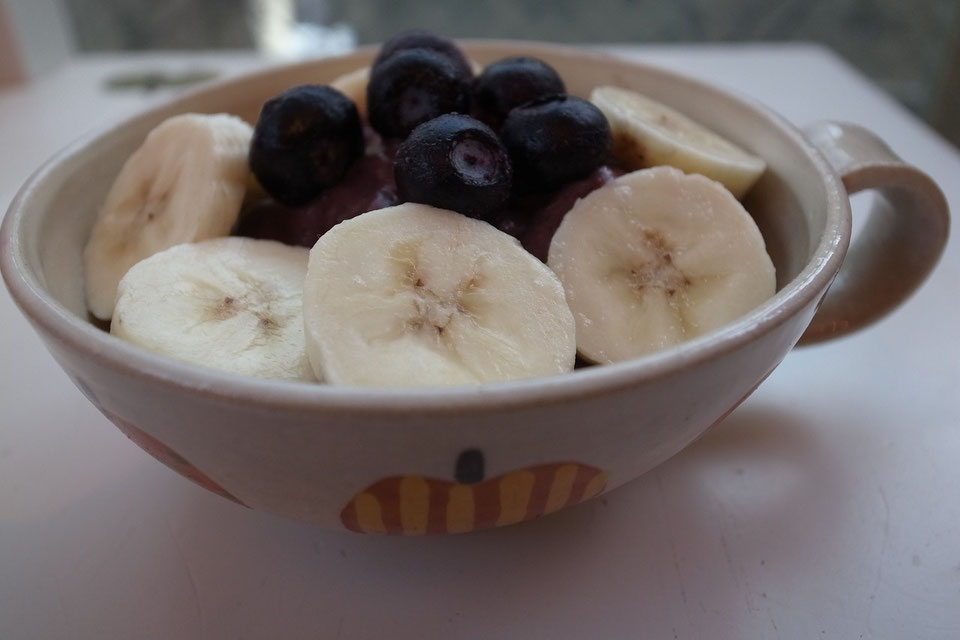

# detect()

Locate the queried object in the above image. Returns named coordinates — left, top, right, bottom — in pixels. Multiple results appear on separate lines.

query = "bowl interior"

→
left=13, top=42, right=832, bottom=352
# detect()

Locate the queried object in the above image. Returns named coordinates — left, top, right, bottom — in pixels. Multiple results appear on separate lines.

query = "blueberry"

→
left=500, top=94, right=611, bottom=193
left=471, top=57, right=565, bottom=129
left=249, top=85, right=364, bottom=206
left=373, top=29, right=473, bottom=78
left=395, top=114, right=512, bottom=220
left=367, top=48, right=471, bottom=139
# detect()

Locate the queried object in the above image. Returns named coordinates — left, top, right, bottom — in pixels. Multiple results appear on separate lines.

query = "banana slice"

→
left=548, top=166, right=775, bottom=363
left=590, top=86, right=766, bottom=199
left=111, top=237, right=314, bottom=381
left=303, top=203, right=576, bottom=386
left=84, top=113, right=254, bottom=319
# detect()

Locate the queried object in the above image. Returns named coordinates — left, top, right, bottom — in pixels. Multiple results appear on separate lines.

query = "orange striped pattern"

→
left=341, top=462, right=607, bottom=535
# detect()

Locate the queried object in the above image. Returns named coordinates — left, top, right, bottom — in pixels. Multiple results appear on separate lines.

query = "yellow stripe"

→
left=544, top=464, right=578, bottom=514
left=446, top=484, right=475, bottom=534
left=581, top=472, right=607, bottom=502
left=354, top=493, right=386, bottom=534
left=399, top=476, right=430, bottom=535
left=496, top=470, right=536, bottom=526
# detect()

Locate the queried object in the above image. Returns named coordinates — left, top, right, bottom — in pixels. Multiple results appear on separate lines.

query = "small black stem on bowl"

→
left=455, top=449, right=485, bottom=484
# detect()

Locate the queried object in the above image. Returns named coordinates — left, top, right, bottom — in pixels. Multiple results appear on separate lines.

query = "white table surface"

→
left=1, top=44, right=958, bottom=640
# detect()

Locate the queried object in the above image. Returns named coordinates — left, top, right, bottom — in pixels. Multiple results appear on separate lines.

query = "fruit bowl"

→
left=0, top=42, right=947, bottom=533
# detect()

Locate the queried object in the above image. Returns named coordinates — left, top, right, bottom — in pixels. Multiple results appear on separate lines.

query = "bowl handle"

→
left=797, top=121, right=950, bottom=344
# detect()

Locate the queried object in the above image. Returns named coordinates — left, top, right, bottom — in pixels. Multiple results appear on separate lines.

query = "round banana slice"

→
left=111, top=237, right=314, bottom=382
left=84, top=113, right=254, bottom=320
left=548, top=166, right=775, bottom=364
left=303, top=203, right=576, bottom=387
left=590, top=86, right=766, bottom=199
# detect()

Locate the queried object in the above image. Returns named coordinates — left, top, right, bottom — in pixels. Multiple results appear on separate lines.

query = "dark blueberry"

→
left=500, top=94, right=612, bottom=193
left=373, top=29, right=473, bottom=78
left=249, top=85, right=364, bottom=206
left=471, top=56, right=565, bottom=129
left=395, top=114, right=512, bottom=220
left=367, top=48, right=471, bottom=139
left=236, top=150, right=398, bottom=247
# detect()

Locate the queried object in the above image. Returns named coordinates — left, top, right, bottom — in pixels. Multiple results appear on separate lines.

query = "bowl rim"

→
left=0, top=40, right=849, bottom=415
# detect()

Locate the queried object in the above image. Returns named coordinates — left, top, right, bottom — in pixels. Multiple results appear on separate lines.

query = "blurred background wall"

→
left=58, top=0, right=960, bottom=144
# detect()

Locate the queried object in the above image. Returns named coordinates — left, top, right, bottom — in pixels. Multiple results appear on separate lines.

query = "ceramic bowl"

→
left=0, top=42, right=948, bottom=534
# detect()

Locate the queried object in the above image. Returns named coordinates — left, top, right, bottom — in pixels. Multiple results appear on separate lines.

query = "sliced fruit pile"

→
left=82, top=29, right=775, bottom=387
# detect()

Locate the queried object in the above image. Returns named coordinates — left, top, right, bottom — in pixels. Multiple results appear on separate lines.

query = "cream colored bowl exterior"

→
left=5, top=43, right=938, bottom=533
